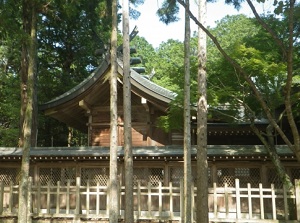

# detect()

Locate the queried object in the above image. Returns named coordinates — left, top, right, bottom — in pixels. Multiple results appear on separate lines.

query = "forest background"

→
left=1, top=0, right=298, bottom=148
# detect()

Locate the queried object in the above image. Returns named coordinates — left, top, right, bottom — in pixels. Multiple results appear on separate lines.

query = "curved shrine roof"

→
left=40, top=55, right=176, bottom=132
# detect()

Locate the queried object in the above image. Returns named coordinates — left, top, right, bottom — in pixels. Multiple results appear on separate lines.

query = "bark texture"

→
left=123, top=0, right=134, bottom=222
left=18, top=0, right=37, bottom=222
left=109, top=0, right=119, bottom=222
left=183, top=0, right=192, bottom=222
left=196, top=0, right=209, bottom=222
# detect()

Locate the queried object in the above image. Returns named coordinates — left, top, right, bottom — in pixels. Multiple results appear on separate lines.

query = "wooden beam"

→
left=79, top=100, right=91, bottom=113
left=141, top=97, right=149, bottom=112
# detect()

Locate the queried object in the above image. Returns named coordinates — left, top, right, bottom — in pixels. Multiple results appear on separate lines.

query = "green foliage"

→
left=150, top=12, right=298, bottom=130
left=130, top=35, right=156, bottom=73
left=0, top=0, right=22, bottom=147
left=129, top=0, right=145, bottom=19
left=0, top=71, right=20, bottom=147
left=156, top=0, right=179, bottom=25
left=157, top=96, right=185, bottom=132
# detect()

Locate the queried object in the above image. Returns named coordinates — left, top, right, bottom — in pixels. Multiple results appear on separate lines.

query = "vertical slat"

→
left=47, top=181, right=50, bottom=214
left=225, top=183, right=229, bottom=218
left=159, top=181, right=162, bottom=216
left=247, top=183, right=252, bottom=219
left=9, top=181, right=13, bottom=213
left=283, top=184, right=288, bottom=220
left=170, top=182, right=173, bottom=219
left=213, top=183, right=217, bottom=218
left=259, top=183, right=264, bottom=219
left=137, top=181, right=141, bottom=219
left=56, top=181, right=60, bottom=214
left=295, top=179, right=300, bottom=221
left=180, top=179, right=184, bottom=223
left=235, top=179, right=241, bottom=220
left=96, top=182, right=100, bottom=215
left=86, top=180, right=90, bottom=214
left=37, top=182, right=41, bottom=214
left=0, top=181, right=4, bottom=214
left=66, top=180, right=70, bottom=214
left=148, top=182, right=151, bottom=218
left=271, top=184, right=276, bottom=220
left=106, top=180, right=109, bottom=217
left=75, top=177, right=81, bottom=215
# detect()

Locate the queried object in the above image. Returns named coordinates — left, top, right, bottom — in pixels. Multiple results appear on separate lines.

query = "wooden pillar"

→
left=261, top=164, right=268, bottom=187
left=211, top=163, right=217, bottom=186
left=79, top=100, right=92, bottom=146
left=164, top=161, right=169, bottom=185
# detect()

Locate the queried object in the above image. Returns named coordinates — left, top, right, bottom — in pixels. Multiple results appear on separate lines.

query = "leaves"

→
left=156, top=0, right=179, bottom=25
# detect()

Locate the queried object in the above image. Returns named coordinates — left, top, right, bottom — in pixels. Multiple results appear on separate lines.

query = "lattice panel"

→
left=217, top=167, right=260, bottom=187
left=170, top=166, right=210, bottom=186
left=81, top=167, right=109, bottom=186
left=267, top=168, right=282, bottom=188
left=39, top=167, right=76, bottom=186
left=217, top=168, right=235, bottom=187
left=133, top=167, right=164, bottom=186
left=0, top=168, right=20, bottom=185
left=290, top=168, right=300, bottom=182
left=170, top=167, right=183, bottom=187
left=235, top=168, right=260, bottom=187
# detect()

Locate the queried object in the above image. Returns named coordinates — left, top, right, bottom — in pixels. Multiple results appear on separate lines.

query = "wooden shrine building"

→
left=0, top=49, right=299, bottom=190
left=1, top=36, right=300, bottom=221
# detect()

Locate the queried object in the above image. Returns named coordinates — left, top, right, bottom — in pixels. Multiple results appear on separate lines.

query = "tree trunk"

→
left=196, top=0, right=209, bottom=222
left=19, top=0, right=38, bottom=148
left=109, top=0, right=119, bottom=222
left=178, top=0, right=299, bottom=200
left=18, top=0, right=37, bottom=222
left=122, top=0, right=134, bottom=222
left=183, top=0, right=192, bottom=222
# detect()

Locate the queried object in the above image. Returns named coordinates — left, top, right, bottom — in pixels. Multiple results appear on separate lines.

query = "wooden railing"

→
left=0, top=178, right=300, bottom=222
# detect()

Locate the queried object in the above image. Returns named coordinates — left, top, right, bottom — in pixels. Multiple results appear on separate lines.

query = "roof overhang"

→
left=0, top=145, right=295, bottom=162
left=39, top=56, right=176, bottom=132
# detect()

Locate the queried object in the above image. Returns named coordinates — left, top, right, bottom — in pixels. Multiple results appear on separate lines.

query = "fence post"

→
left=295, top=179, right=300, bottom=221
left=75, top=177, right=81, bottom=215
left=0, top=181, right=3, bottom=215
left=180, top=179, right=184, bottom=223
left=147, top=182, right=152, bottom=218
left=235, top=179, right=241, bottom=220
left=137, top=181, right=141, bottom=219
left=9, top=181, right=13, bottom=214
left=75, top=177, right=81, bottom=223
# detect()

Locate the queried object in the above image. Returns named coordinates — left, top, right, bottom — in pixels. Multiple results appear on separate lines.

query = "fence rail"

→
left=0, top=178, right=300, bottom=222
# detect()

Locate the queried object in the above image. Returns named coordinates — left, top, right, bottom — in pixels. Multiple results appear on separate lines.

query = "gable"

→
left=40, top=56, right=175, bottom=132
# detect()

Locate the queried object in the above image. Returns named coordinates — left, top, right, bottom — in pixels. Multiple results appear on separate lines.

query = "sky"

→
left=126, top=0, right=274, bottom=48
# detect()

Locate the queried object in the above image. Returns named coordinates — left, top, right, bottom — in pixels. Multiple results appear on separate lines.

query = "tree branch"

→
left=176, top=0, right=299, bottom=159
left=245, top=0, right=287, bottom=59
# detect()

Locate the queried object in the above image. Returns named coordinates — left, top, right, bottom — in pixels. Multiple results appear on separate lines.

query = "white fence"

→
left=0, top=178, right=300, bottom=222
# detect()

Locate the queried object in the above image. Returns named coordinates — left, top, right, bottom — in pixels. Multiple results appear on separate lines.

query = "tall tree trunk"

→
left=109, top=0, right=119, bottom=222
left=181, top=0, right=300, bottom=162
left=19, top=0, right=30, bottom=148
left=183, top=0, right=192, bottom=222
left=18, top=0, right=37, bottom=222
left=122, top=0, right=134, bottom=222
left=284, top=0, right=300, bottom=160
left=179, top=0, right=298, bottom=198
left=196, top=0, right=209, bottom=222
